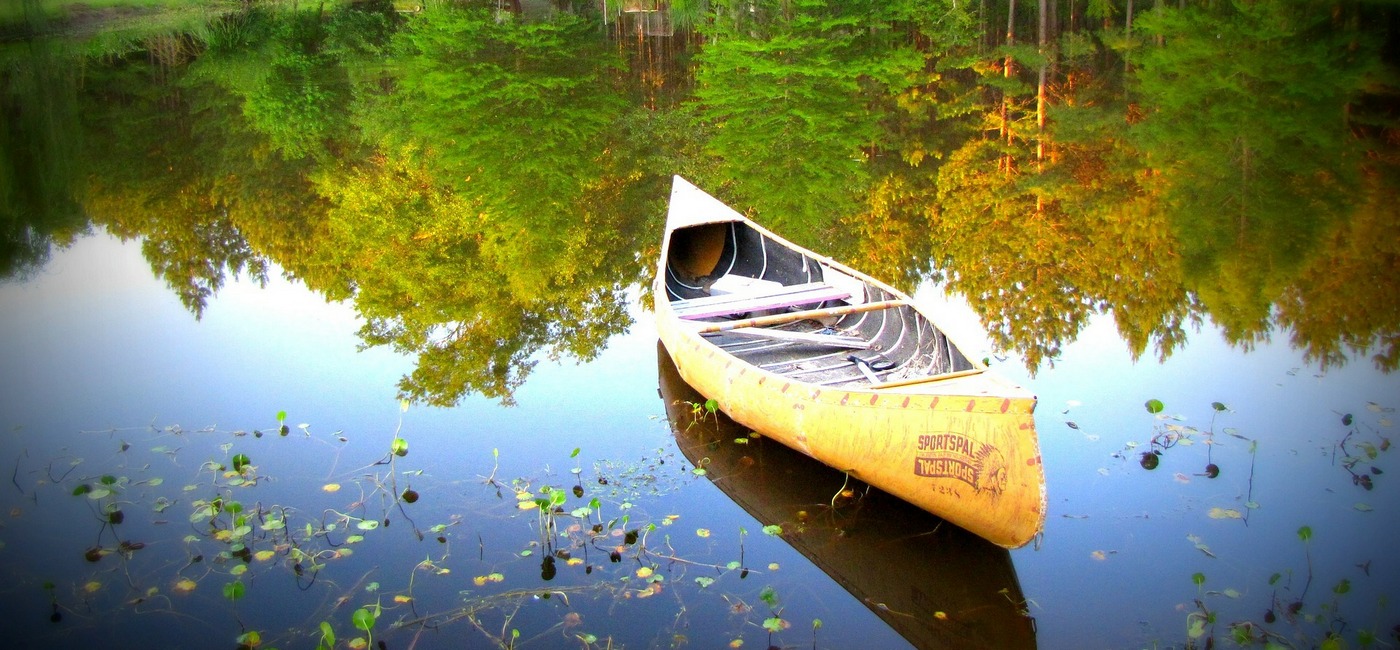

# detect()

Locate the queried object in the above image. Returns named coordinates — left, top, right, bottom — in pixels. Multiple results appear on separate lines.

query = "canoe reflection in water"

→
left=657, top=343, right=1037, bottom=649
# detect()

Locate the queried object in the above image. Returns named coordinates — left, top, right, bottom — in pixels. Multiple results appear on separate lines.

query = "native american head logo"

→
left=971, top=445, right=1009, bottom=495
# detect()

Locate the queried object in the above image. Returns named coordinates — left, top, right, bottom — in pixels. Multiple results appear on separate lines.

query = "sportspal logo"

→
left=914, top=432, right=1008, bottom=495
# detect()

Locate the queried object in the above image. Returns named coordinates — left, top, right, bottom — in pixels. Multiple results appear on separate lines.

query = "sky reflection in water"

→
left=2, top=230, right=1397, bottom=649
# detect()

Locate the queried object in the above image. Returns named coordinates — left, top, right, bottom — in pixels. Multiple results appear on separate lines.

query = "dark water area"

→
left=2, top=1, right=1399, bottom=648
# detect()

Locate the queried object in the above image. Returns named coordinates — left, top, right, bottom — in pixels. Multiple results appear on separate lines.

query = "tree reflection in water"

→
left=0, top=0, right=1394, bottom=407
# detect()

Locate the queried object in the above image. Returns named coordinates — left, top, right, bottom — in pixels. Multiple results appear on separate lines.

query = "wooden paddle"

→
left=688, top=300, right=908, bottom=334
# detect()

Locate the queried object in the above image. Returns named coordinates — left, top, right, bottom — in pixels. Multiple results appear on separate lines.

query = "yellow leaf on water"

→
left=566, top=558, right=584, bottom=566
left=393, top=595, right=413, bottom=603
left=322, top=483, right=341, bottom=493
left=84, top=581, right=102, bottom=593
left=1091, top=550, right=1107, bottom=561
left=174, top=579, right=197, bottom=593
left=473, top=576, right=488, bottom=586
left=254, top=550, right=276, bottom=562
left=1208, top=507, right=1243, bottom=520
left=636, top=567, right=654, bottom=578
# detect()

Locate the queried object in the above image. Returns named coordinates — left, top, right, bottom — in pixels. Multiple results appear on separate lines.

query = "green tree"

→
left=311, top=145, right=639, bottom=406
left=690, top=0, right=932, bottom=242
left=1130, top=0, right=1369, bottom=345
left=0, top=38, right=89, bottom=280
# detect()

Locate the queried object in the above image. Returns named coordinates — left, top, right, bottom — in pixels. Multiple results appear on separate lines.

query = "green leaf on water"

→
left=1298, top=526, right=1313, bottom=542
left=1333, top=579, right=1351, bottom=595
left=704, top=398, right=718, bottom=414
left=1354, top=503, right=1374, bottom=512
left=72, top=484, right=91, bottom=496
left=1145, top=399, right=1165, bottom=414
left=352, top=607, right=376, bottom=632
left=759, top=586, right=778, bottom=607
left=356, top=520, right=379, bottom=531
left=695, top=576, right=715, bottom=588
left=762, top=524, right=782, bottom=536
left=1211, top=402, right=1228, bottom=412
left=1192, top=572, right=1206, bottom=586
left=391, top=438, right=408, bottom=457
left=276, top=410, right=287, bottom=423
left=570, top=447, right=581, bottom=459
left=1187, top=615, right=1206, bottom=639
left=762, top=617, right=785, bottom=633
left=223, top=581, right=245, bottom=601
left=87, top=488, right=111, bottom=500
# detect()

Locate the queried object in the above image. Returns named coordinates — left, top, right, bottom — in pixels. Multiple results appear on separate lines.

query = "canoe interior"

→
left=664, top=220, right=977, bottom=388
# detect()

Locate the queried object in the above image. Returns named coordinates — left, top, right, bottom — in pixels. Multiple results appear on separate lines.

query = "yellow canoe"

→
left=658, top=344, right=1038, bottom=648
left=654, top=176, right=1046, bottom=548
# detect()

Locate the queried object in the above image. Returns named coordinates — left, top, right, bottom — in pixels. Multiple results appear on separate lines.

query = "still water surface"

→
left=3, top=2, right=1399, bottom=647
left=2, top=230, right=1396, bottom=649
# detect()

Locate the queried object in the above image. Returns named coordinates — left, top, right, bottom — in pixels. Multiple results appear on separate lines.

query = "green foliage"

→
left=1131, top=0, right=1372, bottom=346
left=692, top=0, right=934, bottom=238
left=392, top=7, right=625, bottom=202
left=317, top=621, right=336, bottom=650
left=352, top=606, right=376, bottom=632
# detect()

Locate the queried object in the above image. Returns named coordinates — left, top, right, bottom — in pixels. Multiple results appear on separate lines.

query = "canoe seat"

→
left=673, top=281, right=851, bottom=320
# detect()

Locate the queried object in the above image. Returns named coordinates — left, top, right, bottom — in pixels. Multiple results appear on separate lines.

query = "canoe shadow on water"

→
left=656, top=341, right=1038, bottom=650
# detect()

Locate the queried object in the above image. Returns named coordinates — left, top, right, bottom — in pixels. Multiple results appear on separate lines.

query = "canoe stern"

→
left=657, top=320, right=1046, bottom=548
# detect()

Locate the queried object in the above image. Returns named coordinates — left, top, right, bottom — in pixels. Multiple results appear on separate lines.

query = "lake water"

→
left=2, top=2, right=1398, bottom=648
left=3, top=229, right=1395, bottom=649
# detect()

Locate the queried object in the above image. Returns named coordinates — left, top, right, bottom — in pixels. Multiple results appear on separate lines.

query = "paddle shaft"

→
left=690, top=300, right=908, bottom=334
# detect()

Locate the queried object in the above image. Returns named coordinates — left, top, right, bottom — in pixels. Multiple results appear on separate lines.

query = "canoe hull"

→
left=658, top=344, right=1038, bottom=648
left=654, top=176, right=1046, bottom=549
left=658, top=318, right=1044, bottom=548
